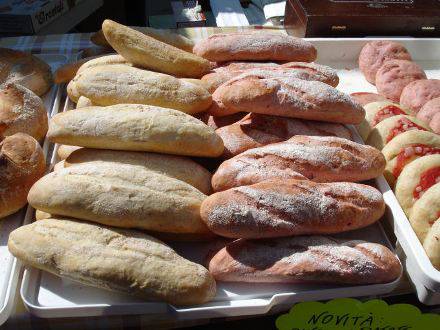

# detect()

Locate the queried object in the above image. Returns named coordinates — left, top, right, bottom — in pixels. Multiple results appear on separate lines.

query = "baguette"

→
left=66, top=79, right=80, bottom=103
left=53, top=56, right=99, bottom=83
left=102, top=20, right=210, bottom=78
left=76, top=54, right=130, bottom=75
left=76, top=96, right=93, bottom=108
left=201, top=179, right=385, bottom=239
left=47, top=104, right=224, bottom=157
left=212, top=135, right=385, bottom=191
left=217, top=113, right=352, bottom=158
left=64, top=148, right=212, bottom=194
left=208, top=74, right=364, bottom=124
left=28, top=165, right=210, bottom=234
left=8, top=218, right=216, bottom=305
left=57, top=145, right=82, bottom=160
left=193, top=32, right=317, bottom=63
left=75, top=65, right=212, bottom=114
left=209, top=236, right=401, bottom=284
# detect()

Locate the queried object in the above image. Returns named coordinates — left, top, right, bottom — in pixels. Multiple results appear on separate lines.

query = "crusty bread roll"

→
left=65, top=148, right=212, bottom=194
left=409, top=183, right=440, bottom=242
left=57, top=145, right=82, bottom=160
left=216, top=113, right=352, bottom=158
left=8, top=218, right=216, bottom=305
left=209, top=236, right=401, bottom=284
left=53, top=160, right=65, bottom=172
left=193, top=32, right=317, bottom=63
left=208, top=74, right=365, bottom=124
left=91, top=27, right=194, bottom=53
left=48, top=104, right=224, bottom=157
left=356, top=101, right=409, bottom=141
left=417, top=97, right=440, bottom=134
left=201, top=62, right=339, bottom=93
left=75, top=65, right=212, bottom=114
left=400, top=79, right=440, bottom=114
left=0, top=48, right=53, bottom=96
left=76, top=54, right=130, bottom=75
left=102, top=20, right=210, bottom=78
left=423, top=220, right=440, bottom=270
left=212, top=135, right=385, bottom=191
left=395, top=154, right=440, bottom=216
left=0, top=133, right=46, bottom=218
left=53, top=56, right=99, bottom=84
left=0, top=83, right=48, bottom=141
left=28, top=165, right=210, bottom=234
left=66, top=79, right=80, bottom=103
left=201, top=179, right=385, bottom=238
left=366, top=115, right=430, bottom=150
left=350, top=92, right=387, bottom=106
left=76, top=96, right=93, bottom=108
left=195, top=112, right=246, bottom=130
left=382, top=130, right=440, bottom=187
left=35, top=209, right=51, bottom=220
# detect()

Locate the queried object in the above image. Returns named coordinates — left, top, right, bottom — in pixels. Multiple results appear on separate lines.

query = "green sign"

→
left=276, top=298, right=439, bottom=330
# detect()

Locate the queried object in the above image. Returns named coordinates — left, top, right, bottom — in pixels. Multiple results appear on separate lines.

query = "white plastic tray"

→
left=0, top=54, right=68, bottom=325
left=19, top=41, right=407, bottom=318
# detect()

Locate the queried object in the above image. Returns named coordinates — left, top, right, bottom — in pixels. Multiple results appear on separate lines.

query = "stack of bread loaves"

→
left=8, top=21, right=401, bottom=307
left=354, top=41, right=440, bottom=270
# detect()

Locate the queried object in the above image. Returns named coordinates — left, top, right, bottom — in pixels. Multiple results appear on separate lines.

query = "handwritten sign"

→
left=276, top=298, right=439, bottom=330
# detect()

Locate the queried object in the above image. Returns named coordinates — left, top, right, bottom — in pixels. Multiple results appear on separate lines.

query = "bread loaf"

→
left=418, top=97, right=440, bottom=134
left=193, top=32, right=317, bottom=63
left=0, top=48, right=53, bottom=96
left=202, top=62, right=339, bottom=93
left=91, top=27, right=194, bottom=53
left=0, top=133, right=46, bottom=218
left=53, top=56, right=99, bottom=83
left=47, top=104, right=224, bottom=157
left=75, top=65, right=212, bottom=114
left=8, top=218, right=216, bottom=305
left=217, top=113, right=352, bottom=158
left=423, top=220, right=440, bottom=270
left=57, top=145, right=82, bottom=160
left=65, top=148, right=212, bottom=194
left=102, top=20, right=210, bottom=78
left=201, top=179, right=385, bottom=239
left=66, top=79, right=80, bottom=103
left=209, top=236, right=401, bottom=284
left=196, top=112, right=246, bottom=130
left=28, top=165, right=210, bottom=234
left=0, top=83, right=48, bottom=141
left=400, top=79, right=440, bottom=114
left=76, top=54, right=130, bottom=75
left=76, top=96, right=93, bottom=108
left=212, top=135, right=385, bottom=191
left=208, top=74, right=364, bottom=124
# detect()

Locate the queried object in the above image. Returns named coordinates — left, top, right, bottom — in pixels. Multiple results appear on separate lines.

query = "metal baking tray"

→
left=0, top=54, right=69, bottom=325
left=19, top=41, right=405, bottom=318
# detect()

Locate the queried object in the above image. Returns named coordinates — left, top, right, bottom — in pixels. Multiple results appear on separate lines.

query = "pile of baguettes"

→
left=351, top=41, right=440, bottom=270
left=8, top=20, right=402, bottom=307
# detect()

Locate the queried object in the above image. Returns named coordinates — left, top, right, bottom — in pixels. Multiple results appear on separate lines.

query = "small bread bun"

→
left=0, top=48, right=53, bottom=96
left=0, top=83, right=48, bottom=141
left=0, top=133, right=46, bottom=218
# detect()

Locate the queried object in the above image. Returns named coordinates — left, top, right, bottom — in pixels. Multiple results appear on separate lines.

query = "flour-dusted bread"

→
left=193, top=32, right=317, bottom=63
left=28, top=165, right=210, bottom=235
left=400, top=79, right=440, bottom=114
left=47, top=104, right=224, bottom=157
left=76, top=54, right=131, bottom=75
left=64, top=148, right=212, bottom=194
left=75, top=65, right=212, bottom=114
left=212, top=135, right=385, bottom=191
left=202, top=62, right=339, bottom=93
left=375, top=59, right=426, bottom=102
left=102, top=20, right=210, bottom=78
left=418, top=97, right=440, bottom=134
left=0, top=83, right=48, bottom=141
left=201, top=179, right=385, bottom=238
left=395, top=154, right=440, bottom=216
left=366, top=115, right=430, bottom=150
left=350, top=92, right=387, bottom=106
left=209, top=236, right=401, bottom=284
left=423, top=220, right=440, bottom=270
left=56, top=145, right=81, bottom=160
left=382, top=130, right=440, bottom=187
left=53, top=56, right=100, bottom=83
left=209, top=74, right=364, bottom=124
left=91, top=27, right=194, bottom=53
left=216, top=113, right=352, bottom=158
left=0, top=133, right=46, bottom=218
left=66, top=78, right=80, bottom=103
left=358, top=41, right=411, bottom=85
left=0, top=48, right=53, bottom=96
left=8, top=218, right=216, bottom=305
left=409, top=183, right=440, bottom=242
left=76, top=96, right=93, bottom=108
left=356, top=101, right=409, bottom=141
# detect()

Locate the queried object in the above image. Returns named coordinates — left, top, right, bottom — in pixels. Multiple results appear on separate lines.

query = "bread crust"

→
left=201, top=179, right=385, bottom=238
left=350, top=92, right=387, bottom=106
left=418, top=97, right=440, bottom=134
left=212, top=135, right=385, bottom=191
left=209, top=236, right=401, bottom=284
left=400, top=79, right=440, bottom=114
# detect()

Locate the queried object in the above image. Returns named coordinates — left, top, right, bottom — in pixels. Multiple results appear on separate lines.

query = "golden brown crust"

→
left=201, top=179, right=385, bottom=239
left=0, top=133, right=46, bottom=218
